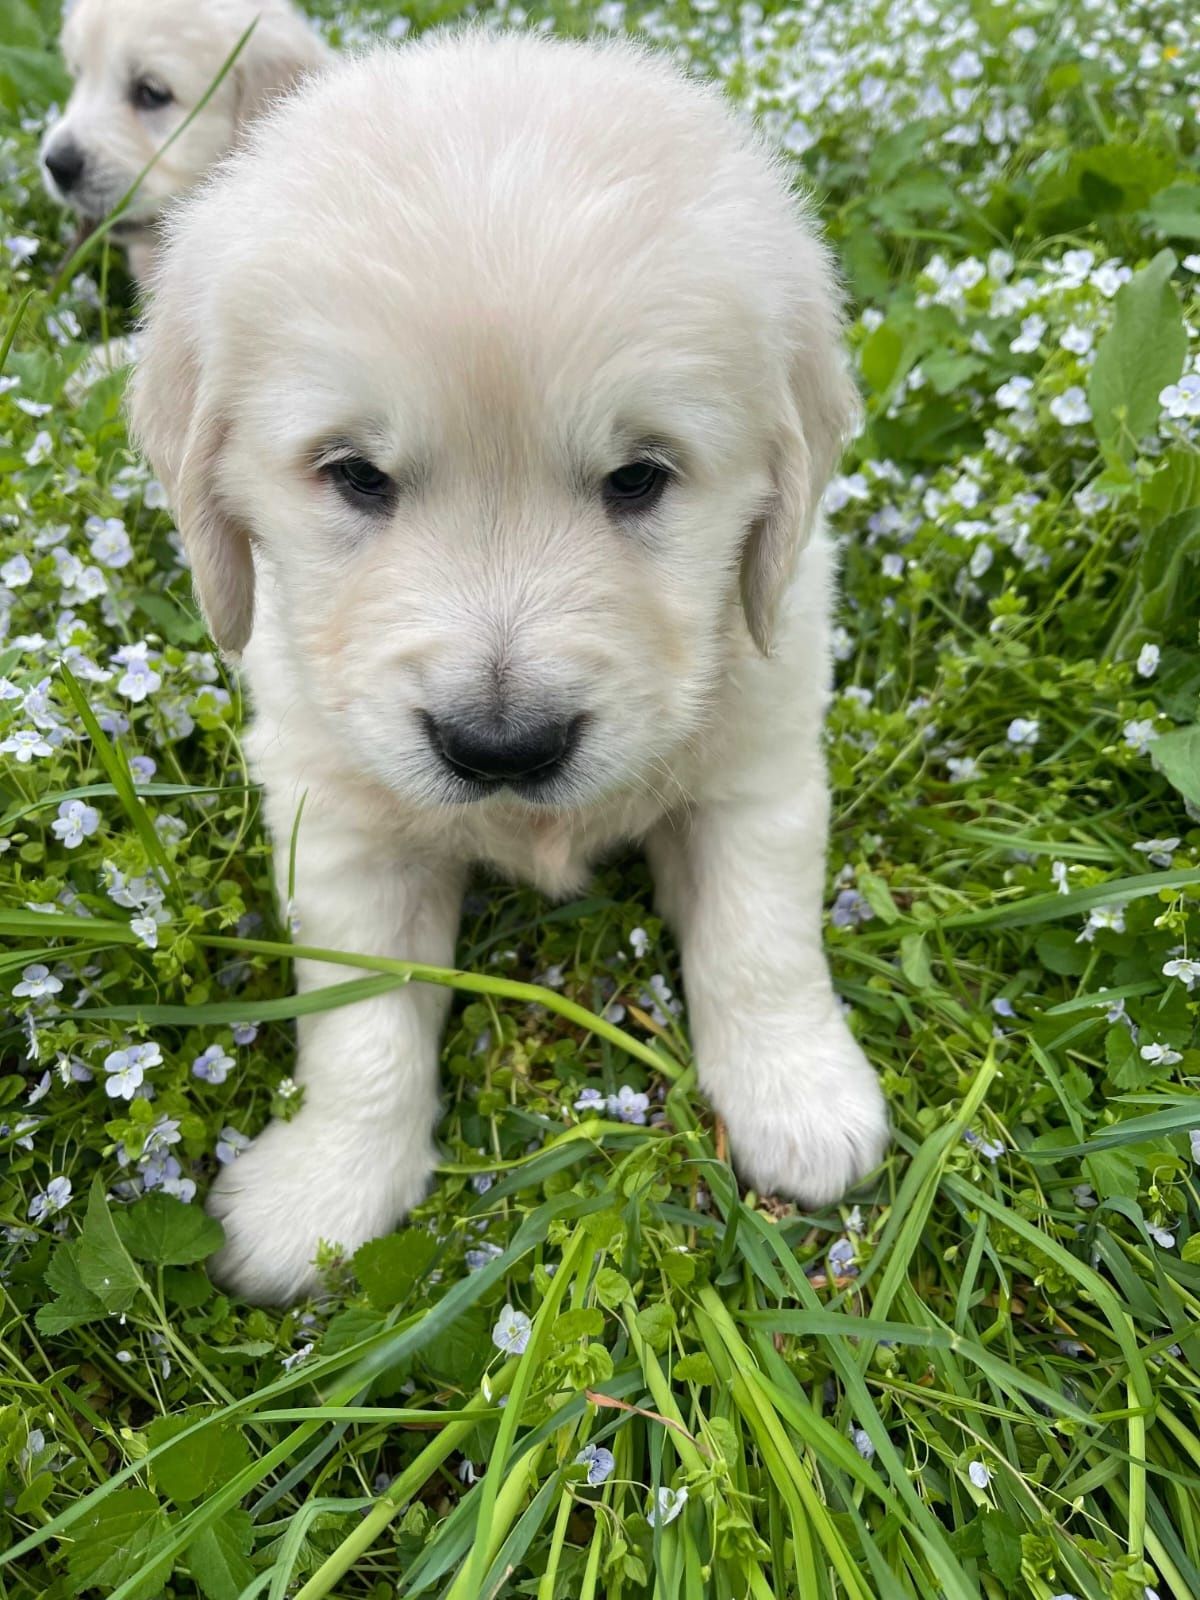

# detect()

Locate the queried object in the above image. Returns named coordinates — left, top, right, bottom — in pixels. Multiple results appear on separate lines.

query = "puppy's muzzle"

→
left=44, top=138, right=86, bottom=197
left=423, top=710, right=585, bottom=792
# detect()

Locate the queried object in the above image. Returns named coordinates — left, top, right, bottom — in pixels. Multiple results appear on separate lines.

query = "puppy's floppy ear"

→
left=740, top=226, right=862, bottom=656
left=233, top=3, right=331, bottom=126
left=128, top=268, right=256, bottom=656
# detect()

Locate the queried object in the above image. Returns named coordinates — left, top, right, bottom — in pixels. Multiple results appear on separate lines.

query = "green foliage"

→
left=2, top=0, right=1200, bottom=1596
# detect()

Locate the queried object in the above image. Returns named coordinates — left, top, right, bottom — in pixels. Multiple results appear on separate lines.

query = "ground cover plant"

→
left=2, top=0, right=1200, bottom=1594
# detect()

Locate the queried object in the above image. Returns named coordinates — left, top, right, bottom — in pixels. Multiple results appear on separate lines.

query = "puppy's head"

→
left=41, top=0, right=328, bottom=234
left=131, top=34, right=858, bottom=813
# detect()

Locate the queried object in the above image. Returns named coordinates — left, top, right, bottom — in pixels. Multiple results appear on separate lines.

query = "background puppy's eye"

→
left=602, top=460, right=670, bottom=513
left=132, top=78, right=173, bottom=111
left=328, top=455, right=397, bottom=511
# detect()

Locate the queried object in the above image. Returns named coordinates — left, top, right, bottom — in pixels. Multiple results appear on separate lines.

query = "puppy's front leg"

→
left=650, top=778, right=888, bottom=1207
left=207, top=814, right=463, bottom=1304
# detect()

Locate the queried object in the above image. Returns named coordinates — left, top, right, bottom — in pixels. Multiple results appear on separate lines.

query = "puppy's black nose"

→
left=45, top=141, right=85, bottom=192
left=426, top=713, right=581, bottom=786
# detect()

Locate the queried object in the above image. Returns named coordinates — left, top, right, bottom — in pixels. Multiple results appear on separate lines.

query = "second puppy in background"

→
left=42, top=0, right=330, bottom=285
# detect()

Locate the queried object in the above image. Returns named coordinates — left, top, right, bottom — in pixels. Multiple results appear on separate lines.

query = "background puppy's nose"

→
left=45, top=141, right=85, bottom=192
left=426, top=712, right=581, bottom=785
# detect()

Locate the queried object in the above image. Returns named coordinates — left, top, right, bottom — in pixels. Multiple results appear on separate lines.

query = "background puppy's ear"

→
left=740, top=225, right=862, bottom=655
left=128, top=272, right=256, bottom=656
left=233, top=3, right=331, bottom=126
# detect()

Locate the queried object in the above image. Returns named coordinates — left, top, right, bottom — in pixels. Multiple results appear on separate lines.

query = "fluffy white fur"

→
left=42, top=0, right=330, bottom=284
left=130, top=32, right=890, bottom=1306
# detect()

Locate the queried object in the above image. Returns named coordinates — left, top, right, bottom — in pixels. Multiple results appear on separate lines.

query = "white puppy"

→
left=131, top=31, right=889, bottom=1306
left=42, top=0, right=330, bottom=284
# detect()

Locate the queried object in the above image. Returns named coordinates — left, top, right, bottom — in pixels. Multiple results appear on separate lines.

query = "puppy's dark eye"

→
left=132, top=78, right=173, bottom=111
left=328, top=455, right=396, bottom=510
left=602, top=460, right=669, bottom=513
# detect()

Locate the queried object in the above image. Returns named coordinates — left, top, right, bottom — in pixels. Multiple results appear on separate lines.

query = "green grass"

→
left=2, top=0, right=1200, bottom=1595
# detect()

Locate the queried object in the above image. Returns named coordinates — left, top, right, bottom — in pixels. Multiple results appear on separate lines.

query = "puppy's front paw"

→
left=205, top=1114, right=435, bottom=1305
left=711, top=1016, right=888, bottom=1208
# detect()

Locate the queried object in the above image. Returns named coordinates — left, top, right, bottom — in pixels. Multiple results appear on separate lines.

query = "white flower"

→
left=968, top=543, right=993, bottom=578
left=23, top=430, right=53, bottom=466
left=1182, top=255, right=1200, bottom=274
left=1051, top=860, right=1070, bottom=894
left=281, top=1343, right=314, bottom=1371
left=1091, top=261, right=1131, bottom=298
left=1133, top=837, right=1179, bottom=868
left=648, top=1485, right=688, bottom=1526
left=574, top=1443, right=615, bottom=1485
left=192, top=1044, right=235, bottom=1084
left=967, top=1460, right=991, bottom=1489
left=946, top=756, right=979, bottom=782
left=1159, top=374, right=1200, bottom=420
left=112, top=642, right=162, bottom=703
left=987, top=249, right=1014, bottom=281
left=1139, top=1042, right=1182, bottom=1067
left=608, top=1085, right=650, bottom=1124
left=1009, top=314, right=1045, bottom=354
left=13, top=964, right=63, bottom=1001
left=131, top=915, right=160, bottom=949
left=629, top=926, right=650, bottom=957
left=1, top=729, right=54, bottom=763
left=850, top=1426, right=875, bottom=1460
left=28, top=1175, right=72, bottom=1223
left=215, top=1126, right=251, bottom=1164
left=1136, top=643, right=1160, bottom=678
left=23, top=679, right=59, bottom=730
left=574, top=1087, right=606, bottom=1114
left=1, top=554, right=32, bottom=588
left=103, top=1049, right=145, bottom=1100
left=1189, top=1130, right=1200, bottom=1164
left=1059, top=248, right=1095, bottom=286
left=87, top=516, right=134, bottom=569
left=232, top=1021, right=258, bottom=1045
left=492, top=1303, right=532, bottom=1355
left=1147, top=1224, right=1175, bottom=1249
left=1006, top=717, right=1039, bottom=747
left=1077, top=905, right=1126, bottom=943
left=881, top=552, right=905, bottom=579
left=1049, top=386, right=1091, bottom=426
left=6, top=234, right=38, bottom=261
left=1074, top=482, right=1109, bottom=517
left=1164, top=957, right=1200, bottom=989
left=1122, top=719, right=1158, bottom=754
left=995, top=375, right=1034, bottom=411
left=1059, top=324, right=1093, bottom=356
left=51, top=799, right=100, bottom=848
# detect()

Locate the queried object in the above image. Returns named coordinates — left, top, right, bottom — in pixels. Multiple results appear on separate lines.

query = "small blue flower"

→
left=967, top=1460, right=991, bottom=1489
left=51, top=800, right=100, bottom=848
left=492, top=1303, right=532, bottom=1355
left=215, top=1126, right=251, bottom=1165
left=850, top=1426, right=875, bottom=1460
left=648, top=1485, right=687, bottom=1526
left=608, top=1085, right=650, bottom=1125
left=192, top=1044, right=235, bottom=1084
left=828, top=1237, right=858, bottom=1277
left=574, top=1443, right=615, bottom=1485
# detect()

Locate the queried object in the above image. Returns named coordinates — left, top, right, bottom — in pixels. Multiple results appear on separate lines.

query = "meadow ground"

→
left=2, top=0, right=1200, bottom=1595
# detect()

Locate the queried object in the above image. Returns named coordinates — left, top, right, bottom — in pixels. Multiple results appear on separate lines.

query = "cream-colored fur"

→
left=130, top=31, right=889, bottom=1306
left=42, top=0, right=330, bottom=285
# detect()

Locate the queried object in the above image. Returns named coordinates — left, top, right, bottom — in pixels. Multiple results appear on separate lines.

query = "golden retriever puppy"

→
left=131, top=31, right=890, bottom=1305
left=42, top=0, right=330, bottom=284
